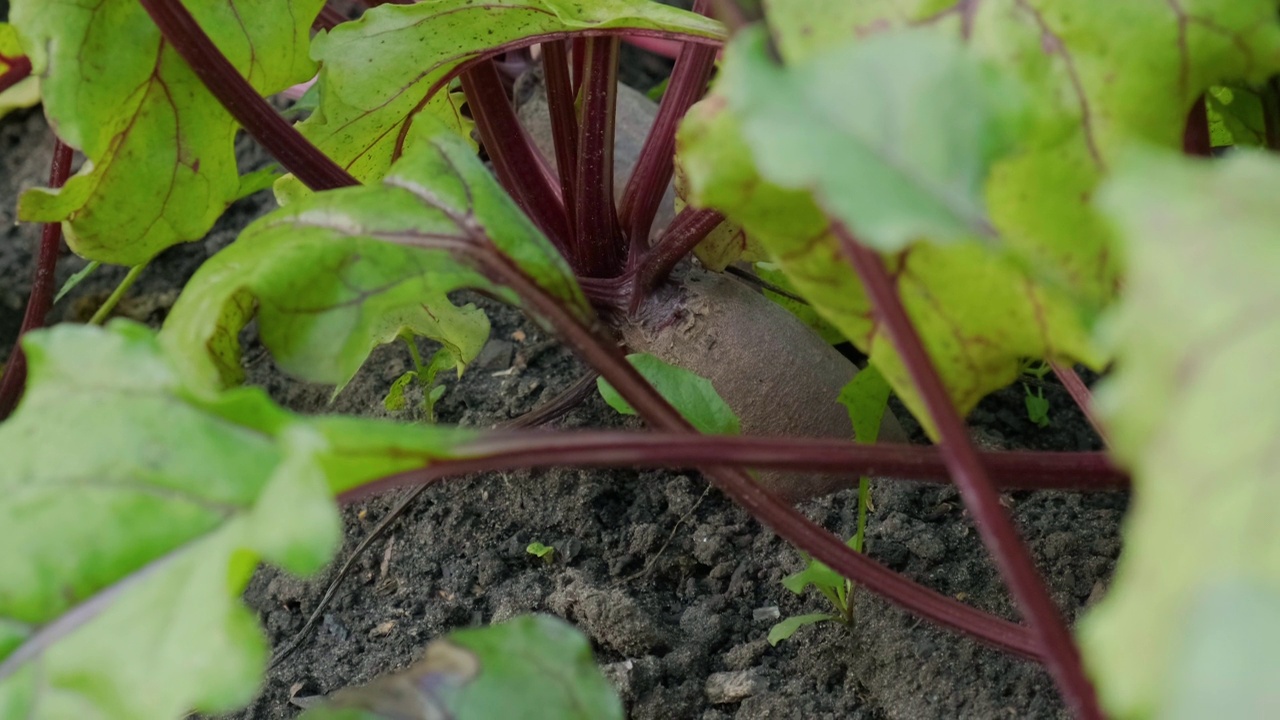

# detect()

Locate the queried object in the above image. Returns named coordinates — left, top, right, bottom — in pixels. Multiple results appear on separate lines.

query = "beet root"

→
left=620, top=265, right=909, bottom=503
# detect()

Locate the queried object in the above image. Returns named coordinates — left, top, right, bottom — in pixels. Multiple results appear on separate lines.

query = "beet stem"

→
left=618, top=0, right=717, bottom=263
left=571, top=36, right=626, bottom=278
left=0, top=141, right=74, bottom=421
left=139, top=0, right=356, bottom=191
left=835, top=224, right=1102, bottom=719
left=630, top=207, right=724, bottom=310
left=349, top=431, right=1128, bottom=496
left=1049, top=361, right=1110, bottom=446
left=459, top=60, right=572, bottom=253
left=541, top=40, right=581, bottom=246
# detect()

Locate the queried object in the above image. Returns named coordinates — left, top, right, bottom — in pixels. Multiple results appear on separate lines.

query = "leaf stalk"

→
left=834, top=224, right=1102, bottom=719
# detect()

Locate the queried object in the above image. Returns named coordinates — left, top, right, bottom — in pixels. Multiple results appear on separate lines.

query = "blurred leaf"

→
left=724, top=27, right=1026, bottom=251
left=0, top=322, right=478, bottom=719
left=0, top=23, right=39, bottom=119
left=679, top=28, right=1101, bottom=434
left=383, top=371, right=417, bottom=412
left=1160, top=581, right=1280, bottom=719
left=680, top=0, right=1280, bottom=434
left=300, top=615, right=622, bottom=720
left=1080, top=149, right=1280, bottom=717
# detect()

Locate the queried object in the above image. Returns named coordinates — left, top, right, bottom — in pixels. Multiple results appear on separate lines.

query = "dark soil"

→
left=1, top=22, right=1125, bottom=719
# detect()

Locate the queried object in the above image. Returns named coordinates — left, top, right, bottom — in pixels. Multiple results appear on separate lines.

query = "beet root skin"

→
left=620, top=265, right=908, bottom=503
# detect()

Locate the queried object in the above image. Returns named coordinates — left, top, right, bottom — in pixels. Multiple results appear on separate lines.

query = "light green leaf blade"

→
left=0, top=321, right=479, bottom=718
left=1079, top=150, right=1280, bottom=717
left=9, top=0, right=323, bottom=264
left=161, top=119, right=586, bottom=393
left=781, top=560, right=843, bottom=598
left=678, top=45, right=1101, bottom=433
left=0, top=23, right=39, bottom=119
left=767, top=613, right=836, bottom=646
left=723, top=26, right=1025, bottom=250
left=294, top=0, right=725, bottom=192
left=598, top=353, right=741, bottom=435
left=0, top=323, right=332, bottom=719
left=1159, top=581, right=1280, bottom=719
left=300, top=615, right=623, bottom=720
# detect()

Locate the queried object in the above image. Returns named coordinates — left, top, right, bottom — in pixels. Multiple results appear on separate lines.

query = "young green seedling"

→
left=526, top=542, right=556, bottom=564
left=770, top=364, right=890, bottom=644
left=1019, top=359, right=1053, bottom=428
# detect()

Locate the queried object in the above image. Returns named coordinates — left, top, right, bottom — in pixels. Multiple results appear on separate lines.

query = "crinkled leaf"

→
left=598, top=353, right=740, bottom=435
left=0, top=322, right=477, bottom=719
left=299, top=615, right=622, bottom=720
left=9, top=0, right=322, bottom=264
left=1205, top=85, right=1276, bottom=148
left=1079, top=150, right=1280, bottom=717
left=767, top=613, right=835, bottom=647
left=293, top=0, right=724, bottom=192
left=724, top=27, right=1025, bottom=250
left=161, top=120, right=586, bottom=393
left=0, top=23, right=39, bottom=119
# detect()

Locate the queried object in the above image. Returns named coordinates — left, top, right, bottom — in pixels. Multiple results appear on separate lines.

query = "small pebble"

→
left=705, top=670, right=766, bottom=705
left=752, top=606, right=780, bottom=622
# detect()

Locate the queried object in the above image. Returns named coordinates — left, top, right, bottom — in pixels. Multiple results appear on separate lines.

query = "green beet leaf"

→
left=299, top=615, right=622, bottom=720
left=1158, top=581, right=1280, bottom=719
left=767, top=612, right=837, bottom=647
left=679, top=0, right=1280, bottom=432
left=678, top=27, right=1101, bottom=432
left=9, top=0, right=323, bottom=265
left=161, top=119, right=587, bottom=393
left=291, top=0, right=725, bottom=194
left=0, top=23, right=39, bottom=119
left=722, top=26, right=1026, bottom=250
left=598, top=353, right=740, bottom=435
left=0, top=321, right=478, bottom=719
left=1079, top=150, right=1280, bottom=717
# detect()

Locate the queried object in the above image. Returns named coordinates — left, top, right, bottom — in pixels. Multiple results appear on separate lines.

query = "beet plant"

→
left=1, top=0, right=1279, bottom=717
